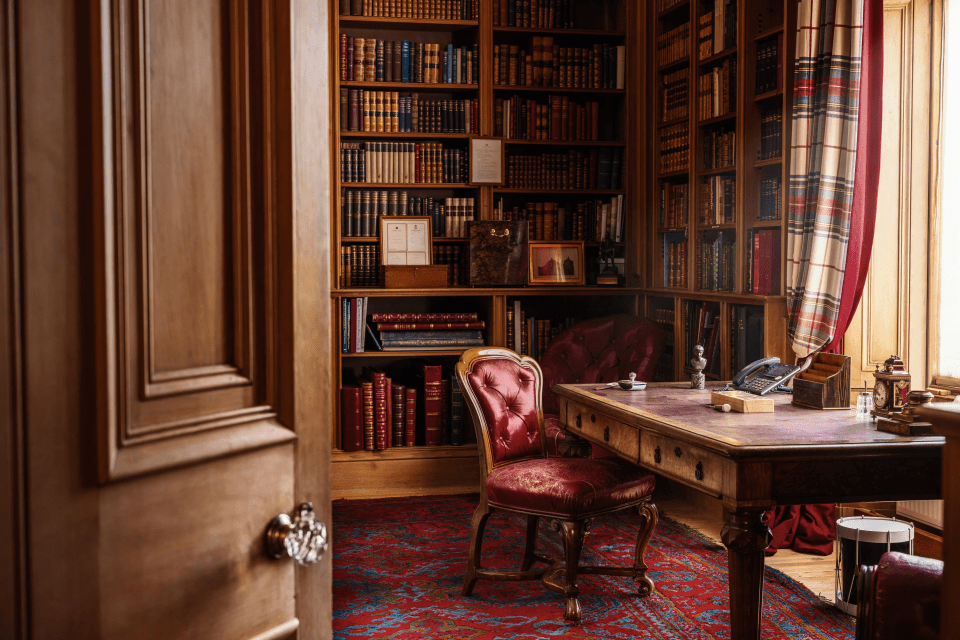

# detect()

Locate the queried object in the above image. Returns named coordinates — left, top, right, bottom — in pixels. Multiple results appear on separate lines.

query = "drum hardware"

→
left=835, top=515, right=914, bottom=616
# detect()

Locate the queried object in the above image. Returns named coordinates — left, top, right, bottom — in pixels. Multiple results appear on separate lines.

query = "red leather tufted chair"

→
left=455, top=347, right=659, bottom=625
left=855, top=551, right=942, bottom=640
left=538, top=314, right=664, bottom=456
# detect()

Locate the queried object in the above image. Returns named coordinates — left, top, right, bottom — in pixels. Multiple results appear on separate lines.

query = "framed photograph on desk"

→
left=379, top=216, right=432, bottom=265
left=528, top=241, right=584, bottom=286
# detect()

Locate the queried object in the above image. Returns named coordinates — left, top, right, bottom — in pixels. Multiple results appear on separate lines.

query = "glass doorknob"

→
left=265, top=502, right=328, bottom=566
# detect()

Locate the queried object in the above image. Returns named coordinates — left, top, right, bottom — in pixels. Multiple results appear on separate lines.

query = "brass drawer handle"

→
left=695, top=461, right=704, bottom=481
left=603, top=426, right=610, bottom=442
left=674, top=447, right=682, bottom=458
left=653, top=446, right=661, bottom=464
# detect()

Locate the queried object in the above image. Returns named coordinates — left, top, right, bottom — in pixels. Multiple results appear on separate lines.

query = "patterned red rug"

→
left=333, top=495, right=854, bottom=639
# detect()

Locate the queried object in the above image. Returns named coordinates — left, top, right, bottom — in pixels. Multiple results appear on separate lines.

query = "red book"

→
left=347, top=36, right=354, bottom=81
left=404, top=388, right=416, bottom=447
left=384, top=377, right=392, bottom=449
left=420, top=364, right=443, bottom=446
left=371, top=312, right=479, bottom=322
left=375, top=321, right=485, bottom=330
left=361, top=380, right=374, bottom=451
left=340, top=33, right=348, bottom=81
left=753, top=232, right=761, bottom=294
left=550, top=96, right=561, bottom=141
left=590, top=102, right=599, bottom=141
left=363, top=367, right=388, bottom=450
left=391, top=384, right=405, bottom=447
left=758, top=229, right=781, bottom=295
left=340, top=384, right=363, bottom=452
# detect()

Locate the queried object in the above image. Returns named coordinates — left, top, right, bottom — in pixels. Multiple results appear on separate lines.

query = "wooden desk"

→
left=552, top=382, right=943, bottom=640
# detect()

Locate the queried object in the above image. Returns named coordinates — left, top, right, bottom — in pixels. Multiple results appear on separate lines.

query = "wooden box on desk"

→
left=382, top=265, right=448, bottom=289
left=792, top=353, right=851, bottom=409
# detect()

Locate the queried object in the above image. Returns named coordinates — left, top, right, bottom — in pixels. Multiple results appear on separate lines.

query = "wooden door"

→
left=2, top=0, right=333, bottom=639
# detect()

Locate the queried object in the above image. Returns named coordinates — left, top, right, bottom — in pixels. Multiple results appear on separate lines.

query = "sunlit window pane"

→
left=940, top=2, right=960, bottom=379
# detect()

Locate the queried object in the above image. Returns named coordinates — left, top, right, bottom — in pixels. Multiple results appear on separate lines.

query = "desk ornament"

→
left=875, top=390, right=935, bottom=436
left=690, top=345, right=706, bottom=390
left=617, top=372, right=646, bottom=390
left=870, top=355, right=911, bottom=419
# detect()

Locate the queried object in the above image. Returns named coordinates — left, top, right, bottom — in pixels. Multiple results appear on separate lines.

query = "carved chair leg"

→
left=632, top=501, right=659, bottom=596
left=463, top=503, right=493, bottom=596
left=556, top=519, right=588, bottom=626
left=521, top=514, right=540, bottom=571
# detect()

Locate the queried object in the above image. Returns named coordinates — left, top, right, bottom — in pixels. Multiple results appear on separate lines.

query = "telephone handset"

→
left=732, top=357, right=803, bottom=396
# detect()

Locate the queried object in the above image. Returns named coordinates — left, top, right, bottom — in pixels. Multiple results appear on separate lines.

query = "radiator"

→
left=897, top=500, right=944, bottom=529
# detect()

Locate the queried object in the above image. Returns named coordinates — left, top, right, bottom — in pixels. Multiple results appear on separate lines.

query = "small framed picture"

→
left=528, top=241, right=585, bottom=286
left=469, top=138, right=505, bottom=185
left=379, top=216, right=433, bottom=265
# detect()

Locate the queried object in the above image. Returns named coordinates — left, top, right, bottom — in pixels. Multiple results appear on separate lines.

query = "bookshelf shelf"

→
left=492, top=26, right=626, bottom=37
left=754, top=24, right=785, bottom=41
left=658, top=57, right=690, bottom=73
left=339, top=132, right=475, bottom=139
left=750, top=220, right=783, bottom=228
left=502, top=139, right=627, bottom=146
left=492, top=85, right=626, bottom=95
left=332, top=444, right=479, bottom=462
left=657, top=226, right=688, bottom=234
left=659, top=116, right=689, bottom=128
left=698, top=112, right=736, bottom=127
left=340, top=81, right=479, bottom=92
left=754, top=88, right=783, bottom=102
left=340, top=182, right=475, bottom=189
left=493, top=188, right=626, bottom=195
left=341, top=236, right=471, bottom=243
left=657, top=0, right=690, bottom=20
left=697, top=223, right=736, bottom=230
left=334, top=287, right=644, bottom=298
left=753, top=157, right=782, bottom=168
left=656, top=169, right=689, bottom=179
left=342, top=349, right=470, bottom=357
left=338, top=16, right=479, bottom=31
left=698, top=47, right=737, bottom=67
left=698, top=166, right=736, bottom=176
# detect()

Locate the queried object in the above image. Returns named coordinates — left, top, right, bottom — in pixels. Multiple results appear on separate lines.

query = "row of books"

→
left=657, top=23, right=690, bottom=68
left=493, top=42, right=626, bottom=90
left=698, top=58, right=736, bottom=121
left=340, top=246, right=382, bottom=288
left=341, top=297, right=371, bottom=353
left=696, top=232, right=736, bottom=291
left=506, top=148, right=623, bottom=190
left=494, top=96, right=610, bottom=141
left=758, top=176, right=782, bottom=221
left=339, top=142, right=468, bottom=184
left=698, top=0, right=736, bottom=60
left=428, top=198, right=476, bottom=238
left=339, top=37, right=479, bottom=85
left=702, top=125, right=735, bottom=170
left=338, top=0, right=478, bottom=20
left=340, top=91, right=479, bottom=134
left=746, top=228, right=781, bottom=295
left=658, top=123, right=689, bottom=174
left=498, top=196, right=624, bottom=242
left=340, top=363, right=476, bottom=452
left=755, top=35, right=784, bottom=95
left=492, top=0, right=581, bottom=28
left=373, top=312, right=485, bottom=351
left=663, top=234, right=688, bottom=288
left=660, top=67, right=689, bottom=123
left=506, top=301, right=579, bottom=359
left=659, top=181, right=688, bottom=228
left=730, top=305, right=765, bottom=375
left=758, top=108, right=783, bottom=160
left=433, top=245, right=466, bottom=286
left=698, top=175, right=735, bottom=225
left=685, top=301, right=722, bottom=376
left=340, top=190, right=476, bottom=238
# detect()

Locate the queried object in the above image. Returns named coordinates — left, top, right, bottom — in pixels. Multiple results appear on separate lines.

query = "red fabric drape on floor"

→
left=766, top=0, right=883, bottom=556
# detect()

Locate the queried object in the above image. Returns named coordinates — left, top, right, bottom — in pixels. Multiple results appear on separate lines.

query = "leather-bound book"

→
left=404, top=388, right=416, bottom=446
left=361, top=380, right=374, bottom=450
left=351, top=0, right=363, bottom=15
left=353, top=38, right=365, bottom=82
left=391, top=384, right=405, bottom=447
left=341, top=384, right=363, bottom=451
left=362, top=367, right=388, bottom=450
left=418, top=364, right=443, bottom=446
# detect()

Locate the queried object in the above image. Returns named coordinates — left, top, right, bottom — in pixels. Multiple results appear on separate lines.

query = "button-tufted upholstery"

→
left=856, top=551, right=942, bottom=640
left=465, top=356, right=543, bottom=466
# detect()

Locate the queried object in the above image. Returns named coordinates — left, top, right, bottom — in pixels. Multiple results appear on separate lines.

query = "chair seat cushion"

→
left=486, top=457, right=655, bottom=518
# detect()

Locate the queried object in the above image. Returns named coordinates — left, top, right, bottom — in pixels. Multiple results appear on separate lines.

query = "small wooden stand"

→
left=382, top=265, right=448, bottom=289
left=792, top=353, right=851, bottom=409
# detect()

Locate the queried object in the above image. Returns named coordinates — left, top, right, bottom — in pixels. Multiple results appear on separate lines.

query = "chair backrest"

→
left=456, top=348, right=546, bottom=473
left=539, top=314, right=665, bottom=414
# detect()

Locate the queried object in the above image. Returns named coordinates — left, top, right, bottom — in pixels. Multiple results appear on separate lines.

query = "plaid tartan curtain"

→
left=786, top=0, right=882, bottom=357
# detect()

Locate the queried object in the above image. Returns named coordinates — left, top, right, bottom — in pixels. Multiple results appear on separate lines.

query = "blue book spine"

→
left=380, top=329, right=484, bottom=342
left=341, top=299, right=350, bottom=353
left=446, top=44, right=454, bottom=83
left=459, top=47, right=466, bottom=85
left=401, top=41, right=410, bottom=83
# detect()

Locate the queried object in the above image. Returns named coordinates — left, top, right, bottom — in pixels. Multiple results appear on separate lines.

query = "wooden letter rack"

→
left=792, top=353, right=851, bottom=410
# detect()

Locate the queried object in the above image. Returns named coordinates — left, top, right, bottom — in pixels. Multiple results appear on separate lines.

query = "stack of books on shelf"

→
left=507, top=301, right=579, bottom=360
left=498, top=197, right=623, bottom=241
left=755, top=35, right=783, bottom=94
left=659, top=182, right=688, bottom=228
left=492, top=0, right=582, bottom=28
left=758, top=176, right=782, bottom=220
left=746, top=228, right=781, bottom=295
left=339, top=0, right=478, bottom=19
left=340, top=363, right=475, bottom=453
left=339, top=141, right=468, bottom=184
left=340, top=37, right=478, bottom=85
left=659, top=123, right=689, bottom=173
left=341, top=297, right=370, bottom=353
left=758, top=106, right=782, bottom=160
left=340, top=91, right=479, bottom=134
left=662, top=233, right=687, bottom=288
left=698, top=58, right=736, bottom=120
left=370, top=312, right=485, bottom=351
left=493, top=40, right=626, bottom=90
left=697, top=0, right=736, bottom=59
left=702, top=125, right=736, bottom=170
left=506, top=148, right=623, bottom=190
left=657, top=23, right=690, bottom=68
left=698, top=175, right=735, bottom=224
left=685, top=302, right=722, bottom=376
left=341, top=190, right=474, bottom=237
left=660, top=67, right=689, bottom=122
left=494, top=95, right=609, bottom=141
left=730, top=305, right=765, bottom=374
left=696, top=233, right=735, bottom=291
left=340, top=247, right=382, bottom=287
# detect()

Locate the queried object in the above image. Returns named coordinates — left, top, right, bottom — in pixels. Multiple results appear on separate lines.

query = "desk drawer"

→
left=563, top=401, right=640, bottom=462
left=640, top=434, right=723, bottom=494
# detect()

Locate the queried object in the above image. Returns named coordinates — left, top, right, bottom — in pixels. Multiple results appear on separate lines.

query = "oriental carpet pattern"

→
left=333, top=495, right=854, bottom=639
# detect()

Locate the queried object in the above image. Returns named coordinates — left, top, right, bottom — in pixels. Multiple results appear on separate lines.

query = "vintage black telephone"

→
left=729, top=357, right=804, bottom=396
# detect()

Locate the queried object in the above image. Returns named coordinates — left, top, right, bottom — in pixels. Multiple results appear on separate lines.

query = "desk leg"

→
left=721, top=509, right=773, bottom=640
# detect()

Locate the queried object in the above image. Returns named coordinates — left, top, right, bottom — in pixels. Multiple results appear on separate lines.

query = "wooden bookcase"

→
left=644, top=0, right=796, bottom=384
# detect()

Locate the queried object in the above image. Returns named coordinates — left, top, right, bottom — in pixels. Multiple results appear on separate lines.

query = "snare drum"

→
left=835, top=516, right=914, bottom=615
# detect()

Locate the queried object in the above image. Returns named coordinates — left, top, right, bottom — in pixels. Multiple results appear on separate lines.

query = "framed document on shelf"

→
left=379, top=216, right=432, bottom=265
left=469, top=138, right=505, bottom=186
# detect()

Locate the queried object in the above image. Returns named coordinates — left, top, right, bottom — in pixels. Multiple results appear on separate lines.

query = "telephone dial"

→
left=728, top=356, right=805, bottom=396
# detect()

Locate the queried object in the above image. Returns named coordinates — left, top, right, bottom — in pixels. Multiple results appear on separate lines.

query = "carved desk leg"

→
left=720, top=508, right=773, bottom=640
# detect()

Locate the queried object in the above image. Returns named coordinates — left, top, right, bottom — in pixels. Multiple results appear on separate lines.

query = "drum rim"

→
left=836, top=515, right=914, bottom=544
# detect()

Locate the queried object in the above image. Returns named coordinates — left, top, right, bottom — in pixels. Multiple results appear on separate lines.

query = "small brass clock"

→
left=870, top=355, right=910, bottom=419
